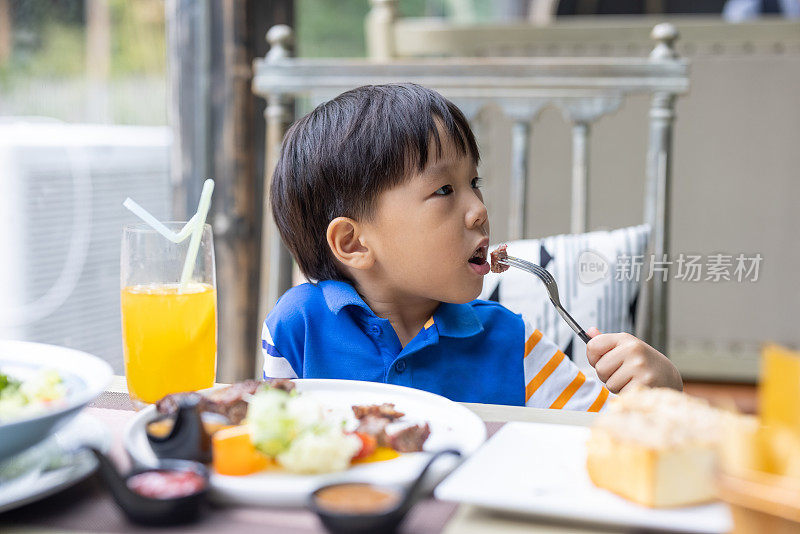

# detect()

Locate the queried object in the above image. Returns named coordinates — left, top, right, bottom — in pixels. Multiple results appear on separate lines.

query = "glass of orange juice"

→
left=120, top=222, right=217, bottom=407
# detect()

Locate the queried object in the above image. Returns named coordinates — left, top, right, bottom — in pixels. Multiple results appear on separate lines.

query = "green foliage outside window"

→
left=296, top=0, right=434, bottom=58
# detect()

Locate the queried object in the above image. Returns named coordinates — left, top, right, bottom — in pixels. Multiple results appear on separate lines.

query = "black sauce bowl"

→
left=145, top=394, right=218, bottom=464
left=309, top=449, right=461, bottom=534
left=310, top=482, right=408, bottom=534
left=88, top=447, right=209, bottom=526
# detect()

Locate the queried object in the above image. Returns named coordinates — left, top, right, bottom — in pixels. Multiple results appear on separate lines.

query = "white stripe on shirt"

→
left=261, top=323, right=298, bottom=379
left=262, top=321, right=274, bottom=346
left=263, top=355, right=298, bottom=379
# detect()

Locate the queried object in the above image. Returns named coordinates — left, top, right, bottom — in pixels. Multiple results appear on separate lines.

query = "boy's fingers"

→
left=602, top=360, right=639, bottom=393
left=605, top=366, right=634, bottom=393
left=619, top=378, right=643, bottom=394
left=586, top=326, right=602, bottom=338
left=586, top=332, right=630, bottom=366
left=592, top=345, right=626, bottom=383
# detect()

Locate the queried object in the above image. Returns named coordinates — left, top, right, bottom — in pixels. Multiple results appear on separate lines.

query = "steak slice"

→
left=204, top=379, right=262, bottom=424
left=155, top=391, right=208, bottom=416
left=352, top=403, right=405, bottom=420
left=387, top=423, right=431, bottom=453
left=266, top=378, right=296, bottom=393
left=490, top=244, right=509, bottom=273
left=352, top=403, right=430, bottom=452
left=355, top=415, right=391, bottom=447
left=155, top=378, right=294, bottom=425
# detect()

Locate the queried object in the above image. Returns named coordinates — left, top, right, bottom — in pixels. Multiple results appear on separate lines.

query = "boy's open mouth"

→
left=468, top=246, right=488, bottom=266
left=468, top=245, right=490, bottom=276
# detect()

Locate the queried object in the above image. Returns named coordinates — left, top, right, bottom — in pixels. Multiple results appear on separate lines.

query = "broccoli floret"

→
left=0, top=373, right=21, bottom=395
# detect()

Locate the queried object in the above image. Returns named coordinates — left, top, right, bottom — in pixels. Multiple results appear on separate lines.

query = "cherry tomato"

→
left=352, top=432, right=377, bottom=460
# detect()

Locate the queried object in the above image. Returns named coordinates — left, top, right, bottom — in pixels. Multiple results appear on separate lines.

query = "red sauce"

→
left=127, top=470, right=206, bottom=499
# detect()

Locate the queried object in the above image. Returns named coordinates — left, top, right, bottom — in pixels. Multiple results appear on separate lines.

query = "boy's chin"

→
left=443, top=283, right=484, bottom=304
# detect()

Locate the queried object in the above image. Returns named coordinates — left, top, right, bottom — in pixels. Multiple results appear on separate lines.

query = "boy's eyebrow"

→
left=421, top=160, right=459, bottom=179
left=421, top=158, right=479, bottom=182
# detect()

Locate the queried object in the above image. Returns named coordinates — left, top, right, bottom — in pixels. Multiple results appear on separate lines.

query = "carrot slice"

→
left=212, top=425, right=274, bottom=476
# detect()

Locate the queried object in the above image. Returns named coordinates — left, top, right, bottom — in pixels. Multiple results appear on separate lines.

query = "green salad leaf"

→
left=0, top=370, right=64, bottom=422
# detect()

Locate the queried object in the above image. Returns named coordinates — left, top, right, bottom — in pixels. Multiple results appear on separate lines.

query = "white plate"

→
left=125, top=379, right=487, bottom=507
left=435, top=422, right=733, bottom=534
left=0, top=412, right=111, bottom=513
left=0, top=340, right=113, bottom=460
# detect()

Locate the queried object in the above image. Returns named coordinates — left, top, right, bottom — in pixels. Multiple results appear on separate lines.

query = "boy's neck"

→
left=353, top=281, right=439, bottom=349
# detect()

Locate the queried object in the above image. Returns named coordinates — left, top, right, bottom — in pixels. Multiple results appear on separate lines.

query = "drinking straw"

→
left=122, top=199, right=198, bottom=243
left=123, top=178, right=215, bottom=293
left=178, top=179, right=215, bottom=293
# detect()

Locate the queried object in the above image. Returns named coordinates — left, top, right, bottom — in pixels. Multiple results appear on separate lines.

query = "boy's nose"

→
left=465, top=198, right=489, bottom=230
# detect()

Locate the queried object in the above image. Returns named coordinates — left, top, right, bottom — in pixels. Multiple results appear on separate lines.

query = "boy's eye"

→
left=434, top=184, right=454, bottom=196
left=472, top=177, right=483, bottom=189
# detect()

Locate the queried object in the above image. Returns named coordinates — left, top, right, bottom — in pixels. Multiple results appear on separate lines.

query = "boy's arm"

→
left=522, top=319, right=612, bottom=412
left=585, top=327, right=683, bottom=393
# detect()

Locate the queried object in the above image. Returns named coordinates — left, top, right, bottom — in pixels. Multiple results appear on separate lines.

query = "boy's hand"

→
left=586, top=327, right=683, bottom=393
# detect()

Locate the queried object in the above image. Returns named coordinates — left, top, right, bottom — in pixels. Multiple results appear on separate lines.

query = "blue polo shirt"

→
left=262, top=281, right=611, bottom=410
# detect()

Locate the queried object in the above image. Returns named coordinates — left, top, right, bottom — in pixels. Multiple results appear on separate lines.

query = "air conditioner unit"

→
left=0, top=121, right=172, bottom=373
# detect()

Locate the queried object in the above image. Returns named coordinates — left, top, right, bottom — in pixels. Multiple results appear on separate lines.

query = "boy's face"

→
left=360, top=136, right=490, bottom=304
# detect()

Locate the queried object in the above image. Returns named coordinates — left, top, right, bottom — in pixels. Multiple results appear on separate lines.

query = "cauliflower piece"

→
left=277, top=426, right=361, bottom=474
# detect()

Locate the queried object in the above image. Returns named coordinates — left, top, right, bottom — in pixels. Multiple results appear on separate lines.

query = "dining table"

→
left=0, top=376, right=636, bottom=534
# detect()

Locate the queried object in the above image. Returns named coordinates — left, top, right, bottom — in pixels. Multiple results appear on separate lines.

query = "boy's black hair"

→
left=270, top=83, right=480, bottom=282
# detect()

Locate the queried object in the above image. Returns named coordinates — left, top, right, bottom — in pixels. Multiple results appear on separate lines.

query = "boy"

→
left=262, top=83, right=682, bottom=410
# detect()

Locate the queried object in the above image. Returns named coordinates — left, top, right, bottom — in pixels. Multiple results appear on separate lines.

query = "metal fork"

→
left=500, top=255, right=592, bottom=344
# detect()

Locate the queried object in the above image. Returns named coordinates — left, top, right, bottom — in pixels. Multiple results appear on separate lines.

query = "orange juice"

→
left=121, top=283, right=217, bottom=404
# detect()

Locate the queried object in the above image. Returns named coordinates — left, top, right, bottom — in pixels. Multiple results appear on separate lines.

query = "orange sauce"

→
left=146, top=419, right=174, bottom=439
left=315, top=484, right=400, bottom=514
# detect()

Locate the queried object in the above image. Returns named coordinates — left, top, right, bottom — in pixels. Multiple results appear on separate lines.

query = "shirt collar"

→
left=431, top=301, right=484, bottom=338
left=320, top=280, right=483, bottom=338
left=320, top=280, right=374, bottom=315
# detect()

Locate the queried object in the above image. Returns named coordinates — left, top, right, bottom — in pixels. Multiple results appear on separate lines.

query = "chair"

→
left=251, top=20, right=689, bottom=354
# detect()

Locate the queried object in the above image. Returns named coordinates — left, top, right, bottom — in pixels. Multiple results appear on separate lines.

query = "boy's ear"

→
left=326, top=217, right=374, bottom=271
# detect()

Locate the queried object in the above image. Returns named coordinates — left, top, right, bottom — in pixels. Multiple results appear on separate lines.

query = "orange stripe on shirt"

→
left=424, top=317, right=434, bottom=329
left=587, top=387, right=610, bottom=413
left=524, top=329, right=544, bottom=358
left=549, top=371, right=586, bottom=409
left=525, top=351, right=565, bottom=402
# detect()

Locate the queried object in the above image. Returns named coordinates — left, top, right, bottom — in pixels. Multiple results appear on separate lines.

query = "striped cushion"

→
left=480, top=224, right=650, bottom=379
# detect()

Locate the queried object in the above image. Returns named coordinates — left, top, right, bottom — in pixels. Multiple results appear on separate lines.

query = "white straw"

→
left=178, top=179, right=215, bottom=292
left=123, top=178, right=215, bottom=293
left=123, top=198, right=198, bottom=243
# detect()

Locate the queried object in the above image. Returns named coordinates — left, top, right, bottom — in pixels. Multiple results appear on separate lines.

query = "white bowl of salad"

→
left=0, top=340, right=113, bottom=461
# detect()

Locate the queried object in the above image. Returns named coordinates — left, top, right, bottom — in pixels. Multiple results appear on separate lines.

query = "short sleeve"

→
left=522, top=318, right=611, bottom=412
left=261, top=290, right=309, bottom=379
left=261, top=319, right=298, bottom=379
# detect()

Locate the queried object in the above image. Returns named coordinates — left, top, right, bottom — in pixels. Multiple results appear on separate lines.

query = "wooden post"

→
left=166, top=0, right=291, bottom=382
left=205, top=0, right=262, bottom=383
left=166, top=0, right=209, bottom=219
